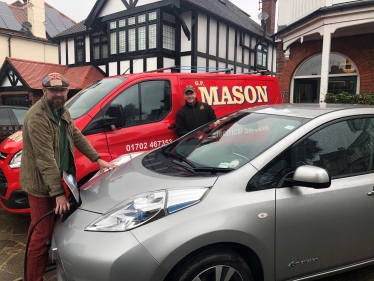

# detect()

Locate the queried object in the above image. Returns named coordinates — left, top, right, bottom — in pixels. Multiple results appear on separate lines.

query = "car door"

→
left=103, top=79, right=177, bottom=159
left=275, top=116, right=374, bottom=280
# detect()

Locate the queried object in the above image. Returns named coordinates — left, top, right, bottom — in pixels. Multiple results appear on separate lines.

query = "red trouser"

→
left=26, top=194, right=56, bottom=281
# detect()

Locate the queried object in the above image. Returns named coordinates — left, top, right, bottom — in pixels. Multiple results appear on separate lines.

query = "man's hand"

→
left=97, top=158, right=118, bottom=173
left=55, top=194, right=70, bottom=215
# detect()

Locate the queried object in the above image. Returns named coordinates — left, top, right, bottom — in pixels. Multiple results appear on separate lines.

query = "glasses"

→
left=47, top=88, right=68, bottom=94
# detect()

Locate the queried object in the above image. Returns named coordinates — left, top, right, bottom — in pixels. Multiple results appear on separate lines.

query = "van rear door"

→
left=102, top=78, right=178, bottom=159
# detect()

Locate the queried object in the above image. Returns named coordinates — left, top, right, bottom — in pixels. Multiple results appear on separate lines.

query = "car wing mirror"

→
left=290, top=165, right=331, bottom=189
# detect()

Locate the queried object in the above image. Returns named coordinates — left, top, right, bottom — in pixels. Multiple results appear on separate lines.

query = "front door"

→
left=275, top=117, right=374, bottom=280
left=293, top=79, right=319, bottom=103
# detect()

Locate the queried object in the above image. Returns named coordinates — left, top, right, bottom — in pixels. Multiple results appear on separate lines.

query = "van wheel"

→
left=170, top=248, right=253, bottom=281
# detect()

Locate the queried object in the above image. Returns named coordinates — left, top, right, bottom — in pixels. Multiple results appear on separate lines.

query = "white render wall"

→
left=278, top=0, right=359, bottom=26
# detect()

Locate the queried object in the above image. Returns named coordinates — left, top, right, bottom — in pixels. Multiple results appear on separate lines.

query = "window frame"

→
left=74, top=35, right=85, bottom=63
left=108, top=10, right=159, bottom=56
left=248, top=115, right=374, bottom=192
left=91, top=33, right=109, bottom=61
left=106, top=79, right=172, bottom=129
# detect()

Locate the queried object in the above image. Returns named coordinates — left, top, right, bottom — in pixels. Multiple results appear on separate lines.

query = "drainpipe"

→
left=8, top=35, right=12, bottom=57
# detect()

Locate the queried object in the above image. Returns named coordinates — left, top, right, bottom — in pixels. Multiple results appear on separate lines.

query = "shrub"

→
left=325, top=92, right=374, bottom=105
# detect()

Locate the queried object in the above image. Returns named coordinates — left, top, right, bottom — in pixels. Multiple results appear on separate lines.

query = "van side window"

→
left=107, top=80, right=171, bottom=128
left=141, top=80, right=171, bottom=122
left=111, top=84, right=140, bottom=126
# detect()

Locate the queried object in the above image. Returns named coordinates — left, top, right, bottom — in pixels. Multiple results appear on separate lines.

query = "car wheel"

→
left=170, top=248, right=254, bottom=281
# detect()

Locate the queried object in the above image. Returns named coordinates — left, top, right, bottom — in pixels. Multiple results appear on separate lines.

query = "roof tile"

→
left=7, top=57, right=104, bottom=90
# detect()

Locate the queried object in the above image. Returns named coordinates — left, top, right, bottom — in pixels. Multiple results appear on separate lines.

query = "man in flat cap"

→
left=175, top=85, right=216, bottom=136
left=20, top=73, right=116, bottom=281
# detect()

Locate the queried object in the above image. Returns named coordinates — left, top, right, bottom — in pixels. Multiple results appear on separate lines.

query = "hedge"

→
left=325, top=92, right=374, bottom=105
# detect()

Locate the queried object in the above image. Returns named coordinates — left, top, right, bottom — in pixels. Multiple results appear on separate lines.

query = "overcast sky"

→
left=4, top=0, right=264, bottom=24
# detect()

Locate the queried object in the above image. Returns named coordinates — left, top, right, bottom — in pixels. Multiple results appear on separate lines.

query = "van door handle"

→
left=168, top=125, right=176, bottom=129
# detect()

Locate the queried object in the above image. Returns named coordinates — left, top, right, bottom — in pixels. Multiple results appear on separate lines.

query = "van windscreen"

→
left=66, top=77, right=126, bottom=119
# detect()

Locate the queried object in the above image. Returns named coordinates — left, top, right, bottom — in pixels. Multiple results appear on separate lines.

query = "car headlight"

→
left=9, top=150, right=22, bottom=168
left=85, top=188, right=209, bottom=232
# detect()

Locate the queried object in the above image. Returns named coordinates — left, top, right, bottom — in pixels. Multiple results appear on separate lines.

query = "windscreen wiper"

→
left=193, top=167, right=234, bottom=174
left=161, top=150, right=196, bottom=168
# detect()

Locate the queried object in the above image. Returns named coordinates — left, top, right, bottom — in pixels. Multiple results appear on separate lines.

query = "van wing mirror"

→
left=105, top=104, right=126, bottom=128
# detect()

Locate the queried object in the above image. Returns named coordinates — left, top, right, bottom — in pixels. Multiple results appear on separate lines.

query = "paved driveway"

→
left=1, top=205, right=373, bottom=281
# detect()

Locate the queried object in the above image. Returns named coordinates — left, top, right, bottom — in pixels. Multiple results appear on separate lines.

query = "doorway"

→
left=293, top=79, right=319, bottom=103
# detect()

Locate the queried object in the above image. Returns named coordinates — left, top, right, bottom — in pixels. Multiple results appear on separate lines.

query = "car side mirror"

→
left=105, top=104, right=126, bottom=129
left=289, top=165, right=331, bottom=189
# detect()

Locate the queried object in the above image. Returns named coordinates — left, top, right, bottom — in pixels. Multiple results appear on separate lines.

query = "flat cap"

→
left=42, top=72, right=69, bottom=88
left=184, top=85, right=196, bottom=94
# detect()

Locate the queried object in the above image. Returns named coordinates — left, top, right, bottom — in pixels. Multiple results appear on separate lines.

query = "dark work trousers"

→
left=26, top=194, right=56, bottom=281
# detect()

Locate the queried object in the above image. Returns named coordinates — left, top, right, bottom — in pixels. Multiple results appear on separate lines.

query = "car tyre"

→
left=170, top=248, right=254, bottom=281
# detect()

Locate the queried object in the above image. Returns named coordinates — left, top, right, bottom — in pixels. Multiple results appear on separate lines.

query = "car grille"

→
left=0, top=151, right=7, bottom=160
left=0, top=169, right=7, bottom=196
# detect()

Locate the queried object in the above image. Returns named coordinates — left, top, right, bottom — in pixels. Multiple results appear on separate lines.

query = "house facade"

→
left=0, top=0, right=76, bottom=106
left=54, top=0, right=278, bottom=78
left=275, top=0, right=374, bottom=103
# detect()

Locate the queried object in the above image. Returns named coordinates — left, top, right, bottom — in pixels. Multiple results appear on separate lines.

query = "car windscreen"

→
left=161, top=112, right=308, bottom=172
left=11, top=108, right=28, bottom=125
left=66, top=77, right=126, bottom=119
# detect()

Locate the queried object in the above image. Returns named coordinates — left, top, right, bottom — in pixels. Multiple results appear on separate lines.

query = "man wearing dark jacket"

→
left=20, top=73, right=116, bottom=281
left=175, top=85, right=216, bottom=136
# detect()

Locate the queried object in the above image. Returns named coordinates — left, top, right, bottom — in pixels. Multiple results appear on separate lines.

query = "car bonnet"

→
left=77, top=156, right=218, bottom=214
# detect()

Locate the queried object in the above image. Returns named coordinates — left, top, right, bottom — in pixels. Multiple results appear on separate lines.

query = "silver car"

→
left=52, top=104, right=374, bottom=281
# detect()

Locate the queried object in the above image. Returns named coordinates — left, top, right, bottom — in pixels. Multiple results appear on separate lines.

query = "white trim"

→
left=133, top=59, right=144, bottom=73
left=181, top=12, right=192, bottom=52
left=146, top=57, right=157, bottom=72
left=109, top=62, right=117, bottom=76
left=197, top=13, right=207, bottom=54
left=85, top=35, right=90, bottom=63
left=60, top=40, right=66, bottom=65
left=120, top=60, right=130, bottom=74
left=67, top=39, right=75, bottom=65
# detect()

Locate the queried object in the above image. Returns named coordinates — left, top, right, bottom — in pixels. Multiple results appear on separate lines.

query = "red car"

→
left=0, top=71, right=282, bottom=214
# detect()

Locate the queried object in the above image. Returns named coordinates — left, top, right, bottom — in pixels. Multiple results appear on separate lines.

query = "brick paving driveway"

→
left=1, top=205, right=374, bottom=281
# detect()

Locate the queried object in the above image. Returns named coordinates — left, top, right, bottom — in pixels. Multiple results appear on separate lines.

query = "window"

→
left=108, top=11, right=158, bottom=55
left=162, top=12, right=175, bottom=51
left=294, top=118, right=374, bottom=177
left=92, top=34, right=108, bottom=60
left=163, top=25, right=175, bottom=51
left=256, top=45, right=267, bottom=68
left=75, top=36, right=85, bottom=63
left=293, top=54, right=359, bottom=103
left=106, top=80, right=171, bottom=128
left=248, top=117, right=374, bottom=191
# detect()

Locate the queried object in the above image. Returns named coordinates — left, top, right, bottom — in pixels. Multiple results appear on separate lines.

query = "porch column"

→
left=319, top=25, right=331, bottom=104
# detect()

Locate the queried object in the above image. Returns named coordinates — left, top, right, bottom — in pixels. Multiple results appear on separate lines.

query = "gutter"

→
left=0, top=31, right=58, bottom=46
left=8, top=35, right=12, bottom=57
left=272, top=0, right=374, bottom=38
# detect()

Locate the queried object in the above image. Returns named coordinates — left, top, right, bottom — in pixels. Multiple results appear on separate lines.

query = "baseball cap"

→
left=42, top=72, right=69, bottom=88
left=184, top=85, right=196, bottom=94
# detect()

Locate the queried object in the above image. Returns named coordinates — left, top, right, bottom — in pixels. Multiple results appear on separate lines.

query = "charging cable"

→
left=23, top=208, right=56, bottom=281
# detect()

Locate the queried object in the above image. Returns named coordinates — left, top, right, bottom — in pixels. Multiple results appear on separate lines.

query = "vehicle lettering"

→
left=212, top=125, right=269, bottom=138
left=125, top=139, right=173, bottom=152
left=288, top=258, right=318, bottom=268
left=198, top=86, right=269, bottom=105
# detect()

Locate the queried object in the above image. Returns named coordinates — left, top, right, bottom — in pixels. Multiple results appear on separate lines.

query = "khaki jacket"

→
left=20, top=96, right=100, bottom=198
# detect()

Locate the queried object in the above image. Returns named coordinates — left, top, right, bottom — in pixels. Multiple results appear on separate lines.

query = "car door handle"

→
left=367, top=190, right=374, bottom=196
left=168, top=125, right=176, bottom=129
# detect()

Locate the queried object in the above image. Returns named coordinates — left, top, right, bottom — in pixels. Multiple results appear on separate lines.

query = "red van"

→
left=0, top=70, right=282, bottom=214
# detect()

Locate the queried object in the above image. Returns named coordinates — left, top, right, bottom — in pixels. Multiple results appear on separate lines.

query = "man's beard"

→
left=48, top=96, right=66, bottom=110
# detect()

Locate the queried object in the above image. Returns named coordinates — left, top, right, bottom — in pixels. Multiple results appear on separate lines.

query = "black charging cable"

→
left=23, top=208, right=56, bottom=281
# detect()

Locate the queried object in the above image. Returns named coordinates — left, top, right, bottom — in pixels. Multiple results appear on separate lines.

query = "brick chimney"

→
left=27, top=0, right=46, bottom=39
left=262, top=0, right=277, bottom=35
